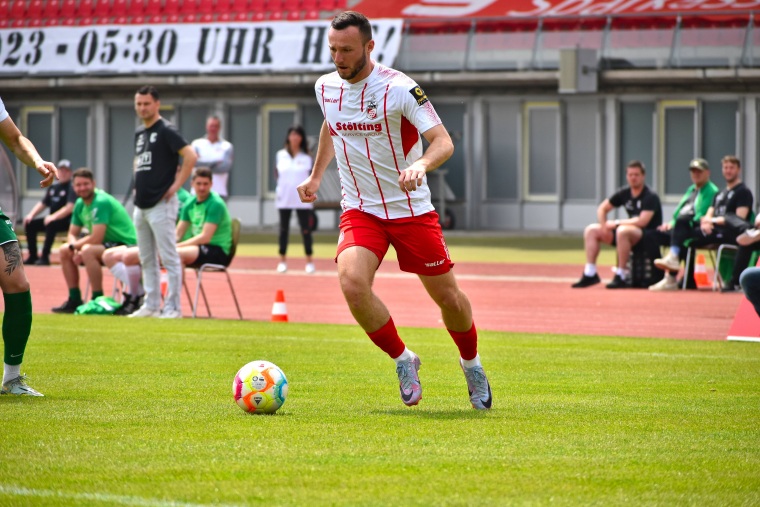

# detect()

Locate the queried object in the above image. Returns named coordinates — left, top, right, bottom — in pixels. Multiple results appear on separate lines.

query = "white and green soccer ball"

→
left=232, top=360, right=288, bottom=414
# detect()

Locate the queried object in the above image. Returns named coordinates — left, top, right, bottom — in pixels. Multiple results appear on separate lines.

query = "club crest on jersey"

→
left=409, top=86, right=429, bottom=106
left=366, top=97, right=378, bottom=120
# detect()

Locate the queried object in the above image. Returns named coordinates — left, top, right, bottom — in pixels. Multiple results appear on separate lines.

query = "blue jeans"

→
left=134, top=195, right=181, bottom=312
left=739, top=267, right=760, bottom=318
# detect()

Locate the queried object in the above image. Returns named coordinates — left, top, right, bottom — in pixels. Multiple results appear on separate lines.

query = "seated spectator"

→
left=572, top=160, right=662, bottom=289
left=51, top=168, right=137, bottom=313
left=102, top=184, right=195, bottom=316
left=648, top=158, right=719, bottom=291
left=22, top=159, right=75, bottom=265
left=654, top=155, right=753, bottom=287
left=175, top=167, right=232, bottom=269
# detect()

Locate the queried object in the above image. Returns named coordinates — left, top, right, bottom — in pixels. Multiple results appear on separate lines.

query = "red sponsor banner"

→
left=352, top=0, right=760, bottom=19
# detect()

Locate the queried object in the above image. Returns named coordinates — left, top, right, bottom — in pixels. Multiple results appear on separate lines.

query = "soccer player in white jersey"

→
left=297, top=11, right=492, bottom=410
left=0, top=96, right=58, bottom=396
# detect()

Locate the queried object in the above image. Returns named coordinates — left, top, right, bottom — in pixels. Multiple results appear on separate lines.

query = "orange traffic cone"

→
left=271, top=290, right=288, bottom=322
left=694, top=253, right=711, bottom=288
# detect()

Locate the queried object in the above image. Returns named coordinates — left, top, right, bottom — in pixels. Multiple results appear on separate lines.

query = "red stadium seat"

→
left=197, top=0, right=212, bottom=14
left=304, top=9, right=318, bottom=19
left=29, top=17, right=43, bottom=25
left=42, top=0, right=59, bottom=18
left=93, top=0, right=109, bottom=16
left=27, top=0, right=43, bottom=19
left=0, top=0, right=8, bottom=16
left=163, top=0, right=178, bottom=14
left=60, top=0, right=76, bottom=17
left=147, top=12, right=162, bottom=22
left=11, top=18, right=26, bottom=27
left=128, top=0, right=145, bottom=15
left=287, top=9, right=299, bottom=20
left=78, top=0, right=95, bottom=17
left=111, top=0, right=127, bottom=16
left=9, top=0, right=26, bottom=19
left=78, top=15, right=93, bottom=24
left=300, top=0, right=316, bottom=10
left=164, top=12, right=178, bottom=21
left=145, top=0, right=160, bottom=15
left=229, top=0, right=245, bottom=12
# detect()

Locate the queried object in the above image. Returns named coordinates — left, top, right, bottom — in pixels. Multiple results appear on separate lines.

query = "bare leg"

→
left=583, top=223, right=614, bottom=265
left=418, top=271, right=472, bottom=332
left=336, top=246, right=389, bottom=333
left=59, top=243, right=79, bottom=290
left=615, top=225, right=642, bottom=271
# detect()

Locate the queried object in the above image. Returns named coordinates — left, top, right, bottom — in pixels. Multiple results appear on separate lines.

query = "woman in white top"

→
left=275, top=125, right=315, bottom=273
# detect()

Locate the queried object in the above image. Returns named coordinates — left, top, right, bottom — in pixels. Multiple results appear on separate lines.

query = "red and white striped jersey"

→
left=315, top=62, right=442, bottom=220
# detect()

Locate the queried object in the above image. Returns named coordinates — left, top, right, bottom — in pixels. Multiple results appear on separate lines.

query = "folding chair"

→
left=183, top=217, right=243, bottom=319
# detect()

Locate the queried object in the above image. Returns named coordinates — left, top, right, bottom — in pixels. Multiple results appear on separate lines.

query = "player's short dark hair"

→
left=626, top=160, right=646, bottom=174
left=72, top=167, right=94, bottom=181
left=331, top=11, right=373, bottom=44
left=136, top=85, right=159, bottom=100
left=192, top=167, right=213, bottom=181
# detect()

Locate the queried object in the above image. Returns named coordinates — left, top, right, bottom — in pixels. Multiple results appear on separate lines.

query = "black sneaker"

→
left=23, top=257, right=38, bottom=265
left=34, top=258, right=50, bottom=266
left=51, top=299, right=83, bottom=314
left=571, top=273, right=601, bottom=288
left=606, top=274, right=630, bottom=289
left=114, top=294, right=142, bottom=316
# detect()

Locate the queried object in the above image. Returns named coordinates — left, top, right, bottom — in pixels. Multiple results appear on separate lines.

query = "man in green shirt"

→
left=52, top=168, right=137, bottom=313
left=649, top=157, right=720, bottom=291
left=176, top=167, right=232, bottom=268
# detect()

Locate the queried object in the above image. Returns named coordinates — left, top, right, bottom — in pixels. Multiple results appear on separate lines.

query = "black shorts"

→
left=189, top=244, right=231, bottom=268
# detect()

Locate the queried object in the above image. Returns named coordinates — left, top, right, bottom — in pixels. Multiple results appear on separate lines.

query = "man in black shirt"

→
left=572, top=160, right=663, bottom=289
left=129, top=86, right=197, bottom=319
left=654, top=155, right=752, bottom=281
left=22, top=159, right=75, bottom=265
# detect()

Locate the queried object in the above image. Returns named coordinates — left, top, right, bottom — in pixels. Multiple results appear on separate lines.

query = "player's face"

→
left=626, top=166, right=645, bottom=190
left=722, top=161, right=740, bottom=184
left=73, top=176, right=95, bottom=201
left=206, top=118, right=221, bottom=140
left=192, top=176, right=212, bottom=200
left=689, top=167, right=709, bottom=186
left=328, top=26, right=374, bottom=84
left=134, top=93, right=160, bottom=123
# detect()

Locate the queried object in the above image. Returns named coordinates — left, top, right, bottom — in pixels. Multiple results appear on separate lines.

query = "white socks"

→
left=393, top=348, right=414, bottom=364
left=584, top=263, right=597, bottom=277
left=461, top=354, right=482, bottom=369
left=110, top=262, right=128, bottom=286
left=3, top=363, right=20, bottom=385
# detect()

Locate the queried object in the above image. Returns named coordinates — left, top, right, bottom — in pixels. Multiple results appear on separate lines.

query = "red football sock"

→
left=448, top=322, right=478, bottom=360
left=366, top=317, right=406, bottom=359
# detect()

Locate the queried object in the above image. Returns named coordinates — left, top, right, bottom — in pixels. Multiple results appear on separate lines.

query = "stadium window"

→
left=485, top=101, right=519, bottom=200
left=263, top=105, right=297, bottom=196
left=564, top=98, right=600, bottom=201
left=227, top=104, right=260, bottom=197
left=522, top=101, right=559, bottom=201
left=619, top=101, right=655, bottom=190
left=108, top=106, right=138, bottom=198
left=20, top=107, right=54, bottom=196
left=658, top=100, right=696, bottom=199
left=59, top=106, right=89, bottom=176
left=701, top=101, right=739, bottom=190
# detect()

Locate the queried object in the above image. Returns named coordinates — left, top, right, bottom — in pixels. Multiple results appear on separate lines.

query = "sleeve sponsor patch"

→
left=409, top=86, right=429, bottom=106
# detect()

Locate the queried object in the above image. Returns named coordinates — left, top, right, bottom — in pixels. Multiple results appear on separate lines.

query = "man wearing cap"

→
left=22, top=159, right=76, bottom=265
left=652, top=155, right=752, bottom=289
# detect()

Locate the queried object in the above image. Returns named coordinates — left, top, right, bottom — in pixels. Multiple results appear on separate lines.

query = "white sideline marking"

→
left=0, top=485, right=243, bottom=507
left=228, top=268, right=575, bottom=284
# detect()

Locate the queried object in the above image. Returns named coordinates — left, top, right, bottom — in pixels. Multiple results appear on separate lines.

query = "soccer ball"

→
left=232, top=360, right=288, bottom=414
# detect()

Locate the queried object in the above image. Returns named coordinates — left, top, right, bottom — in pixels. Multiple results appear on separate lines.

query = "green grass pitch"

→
left=1, top=314, right=759, bottom=506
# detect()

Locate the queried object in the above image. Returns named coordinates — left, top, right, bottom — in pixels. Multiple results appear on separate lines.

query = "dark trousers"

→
left=740, top=267, right=760, bottom=318
left=728, top=242, right=760, bottom=286
left=278, top=209, right=314, bottom=257
left=25, top=216, right=70, bottom=260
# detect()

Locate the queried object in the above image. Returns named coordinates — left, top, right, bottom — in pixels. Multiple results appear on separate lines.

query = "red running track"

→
left=21, top=256, right=743, bottom=341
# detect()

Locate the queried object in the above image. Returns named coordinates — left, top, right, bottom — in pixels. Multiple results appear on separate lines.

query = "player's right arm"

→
left=298, top=120, right=335, bottom=204
left=0, top=116, right=57, bottom=188
left=597, top=199, right=614, bottom=228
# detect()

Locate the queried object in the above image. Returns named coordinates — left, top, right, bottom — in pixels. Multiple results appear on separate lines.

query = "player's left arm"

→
left=165, top=145, right=197, bottom=201
left=398, top=124, right=454, bottom=192
left=0, top=116, right=58, bottom=187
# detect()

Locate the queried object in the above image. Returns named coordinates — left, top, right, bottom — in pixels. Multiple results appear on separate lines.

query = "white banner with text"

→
left=0, top=19, right=403, bottom=76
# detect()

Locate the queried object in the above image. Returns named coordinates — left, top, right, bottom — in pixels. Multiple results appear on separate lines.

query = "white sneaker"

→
left=654, top=252, right=681, bottom=272
left=128, top=306, right=161, bottom=318
left=305, top=262, right=315, bottom=274
left=649, top=276, right=679, bottom=291
left=276, top=262, right=287, bottom=273
left=1, top=375, right=43, bottom=396
left=159, top=308, right=182, bottom=319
